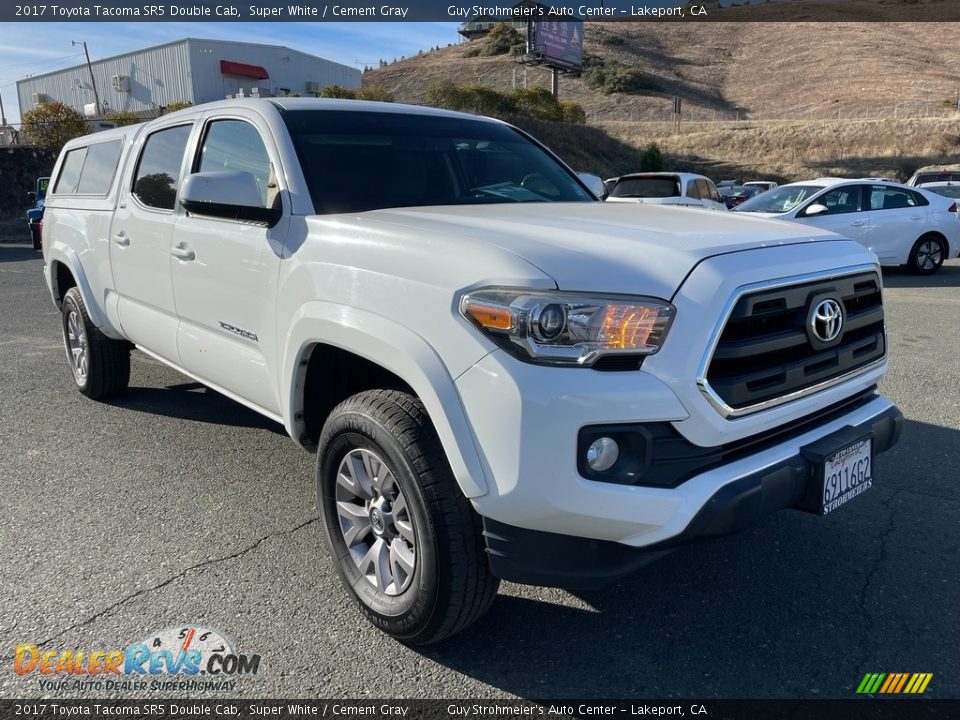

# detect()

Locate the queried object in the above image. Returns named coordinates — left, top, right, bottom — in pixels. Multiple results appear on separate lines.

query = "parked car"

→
left=26, top=176, right=50, bottom=251
left=734, top=178, right=959, bottom=274
left=719, top=184, right=762, bottom=209
left=716, top=179, right=741, bottom=188
left=42, top=99, right=901, bottom=642
left=743, top=180, right=778, bottom=192
left=605, top=172, right=727, bottom=211
left=918, top=181, right=960, bottom=200
left=907, top=164, right=960, bottom=187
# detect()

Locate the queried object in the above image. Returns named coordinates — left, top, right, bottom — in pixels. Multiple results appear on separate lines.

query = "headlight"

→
left=460, top=288, right=676, bottom=366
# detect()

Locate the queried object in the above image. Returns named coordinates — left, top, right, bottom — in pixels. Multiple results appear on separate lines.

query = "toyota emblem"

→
left=810, top=298, right=844, bottom=343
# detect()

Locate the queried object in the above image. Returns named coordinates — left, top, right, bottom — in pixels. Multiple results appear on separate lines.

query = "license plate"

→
left=820, top=438, right=873, bottom=515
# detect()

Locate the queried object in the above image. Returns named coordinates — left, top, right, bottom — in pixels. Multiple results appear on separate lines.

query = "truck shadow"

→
left=415, top=418, right=959, bottom=698
left=105, top=382, right=285, bottom=434
left=882, top=261, right=960, bottom=289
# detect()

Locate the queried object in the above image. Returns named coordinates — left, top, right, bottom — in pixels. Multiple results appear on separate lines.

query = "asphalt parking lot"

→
left=0, top=236, right=957, bottom=700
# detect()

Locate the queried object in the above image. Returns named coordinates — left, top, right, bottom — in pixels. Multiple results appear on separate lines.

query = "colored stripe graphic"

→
left=857, top=672, right=933, bottom=694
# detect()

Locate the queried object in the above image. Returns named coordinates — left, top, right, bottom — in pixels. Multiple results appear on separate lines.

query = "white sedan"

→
left=604, top=172, right=728, bottom=211
left=734, top=178, right=960, bottom=274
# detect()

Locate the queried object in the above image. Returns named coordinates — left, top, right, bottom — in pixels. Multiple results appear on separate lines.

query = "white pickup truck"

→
left=43, top=98, right=901, bottom=643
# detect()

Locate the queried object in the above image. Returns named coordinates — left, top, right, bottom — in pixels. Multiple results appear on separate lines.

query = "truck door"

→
left=170, top=114, right=287, bottom=416
left=111, top=122, right=194, bottom=363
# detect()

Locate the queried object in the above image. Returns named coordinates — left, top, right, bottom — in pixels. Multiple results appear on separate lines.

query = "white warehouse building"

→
left=17, top=37, right=361, bottom=118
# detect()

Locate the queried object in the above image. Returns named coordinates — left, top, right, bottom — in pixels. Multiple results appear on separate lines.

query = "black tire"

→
left=61, top=287, right=130, bottom=399
left=30, top=224, right=41, bottom=251
left=317, top=389, right=498, bottom=644
left=908, top=234, right=946, bottom=275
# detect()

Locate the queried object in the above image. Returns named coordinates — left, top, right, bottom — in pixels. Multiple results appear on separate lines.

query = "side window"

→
left=706, top=181, right=723, bottom=204
left=133, top=125, right=192, bottom=210
left=54, top=148, right=87, bottom=194
left=77, top=140, right=122, bottom=195
left=688, top=180, right=704, bottom=200
left=818, top=186, right=862, bottom=215
left=909, top=190, right=929, bottom=207
left=196, top=119, right=273, bottom=207
left=869, top=186, right=918, bottom=211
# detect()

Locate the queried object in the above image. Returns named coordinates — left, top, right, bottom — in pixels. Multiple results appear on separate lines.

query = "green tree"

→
left=21, top=102, right=89, bottom=152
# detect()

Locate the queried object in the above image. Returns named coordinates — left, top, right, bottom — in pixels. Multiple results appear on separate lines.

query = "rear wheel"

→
left=908, top=235, right=946, bottom=275
left=30, top=224, right=41, bottom=251
left=317, top=389, right=498, bottom=644
left=61, top=287, right=130, bottom=399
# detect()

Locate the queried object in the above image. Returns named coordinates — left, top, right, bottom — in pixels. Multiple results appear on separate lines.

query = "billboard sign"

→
left=531, top=20, right=584, bottom=71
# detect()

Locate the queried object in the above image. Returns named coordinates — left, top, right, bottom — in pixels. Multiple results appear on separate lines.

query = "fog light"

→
left=586, top=436, right=619, bottom=472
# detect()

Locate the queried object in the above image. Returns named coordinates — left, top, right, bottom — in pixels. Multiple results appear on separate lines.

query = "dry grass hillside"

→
left=367, top=22, right=960, bottom=122
left=365, top=20, right=960, bottom=180
left=601, top=116, right=960, bottom=182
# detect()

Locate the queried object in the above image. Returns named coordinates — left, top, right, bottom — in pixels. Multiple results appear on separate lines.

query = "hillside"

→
left=364, top=20, right=960, bottom=181
left=367, top=22, right=960, bottom=122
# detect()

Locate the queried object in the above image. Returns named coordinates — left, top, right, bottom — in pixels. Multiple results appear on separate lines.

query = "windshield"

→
left=735, top=184, right=825, bottom=213
left=281, top=110, right=594, bottom=214
left=914, top=172, right=960, bottom=185
left=609, top=176, right=680, bottom=199
left=923, top=185, right=960, bottom=199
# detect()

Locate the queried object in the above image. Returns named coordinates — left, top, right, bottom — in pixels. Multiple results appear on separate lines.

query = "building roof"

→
left=17, top=37, right=353, bottom=85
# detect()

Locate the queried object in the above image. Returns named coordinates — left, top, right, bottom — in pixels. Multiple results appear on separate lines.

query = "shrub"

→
left=104, top=110, right=141, bottom=127
left=582, top=55, right=659, bottom=95
left=354, top=85, right=394, bottom=102
left=463, top=23, right=525, bottom=58
left=511, top=87, right=564, bottom=122
left=164, top=101, right=192, bottom=113
left=21, top=102, right=89, bottom=152
left=319, top=85, right=357, bottom=99
left=640, top=143, right=663, bottom=172
left=425, top=81, right=586, bottom=124
left=560, top=101, right=587, bottom=124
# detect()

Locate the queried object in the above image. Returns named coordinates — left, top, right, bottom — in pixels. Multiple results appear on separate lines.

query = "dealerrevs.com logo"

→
left=13, top=626, right=260, bottom=693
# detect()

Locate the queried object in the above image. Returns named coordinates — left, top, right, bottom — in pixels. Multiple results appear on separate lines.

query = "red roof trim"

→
left=219, top=60, right=269, bottom=80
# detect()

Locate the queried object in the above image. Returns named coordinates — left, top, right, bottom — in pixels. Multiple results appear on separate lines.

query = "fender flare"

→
left=45, top=242, right=112, bottom=331
left=282, top=301, right=489, bottom=498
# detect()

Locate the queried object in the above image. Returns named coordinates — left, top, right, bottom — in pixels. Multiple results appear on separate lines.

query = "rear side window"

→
left=133, top=125, right=192, bottom=210
left=54, top=148, right=86, bottom=194
left=869, top=186, right=920, bottom=211
left=77, top=140, right=122, bottom=194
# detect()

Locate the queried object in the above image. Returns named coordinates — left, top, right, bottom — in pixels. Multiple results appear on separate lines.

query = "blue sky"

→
left=0, top=22, right=463, bottom=124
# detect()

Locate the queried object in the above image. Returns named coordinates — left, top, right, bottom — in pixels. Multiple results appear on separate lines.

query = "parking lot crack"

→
left=1, top=517, right=319, bottom=658
left=853, top=492, right=900, bottom=677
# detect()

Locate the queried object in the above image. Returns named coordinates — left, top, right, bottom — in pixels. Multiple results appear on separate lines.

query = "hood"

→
left=356, top=202, right=845, bottom=298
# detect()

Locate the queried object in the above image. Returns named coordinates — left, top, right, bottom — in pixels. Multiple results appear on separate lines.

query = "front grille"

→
left=705, top=271, right=885, bottom=411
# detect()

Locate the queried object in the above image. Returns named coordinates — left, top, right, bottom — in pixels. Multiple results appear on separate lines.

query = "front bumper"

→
left=483, top=403, right=902, bottom=588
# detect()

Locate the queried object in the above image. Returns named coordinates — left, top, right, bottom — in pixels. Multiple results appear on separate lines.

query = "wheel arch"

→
left=282, top=302, right=489, bottom=498
left=45, top=244, right=110, bottom=330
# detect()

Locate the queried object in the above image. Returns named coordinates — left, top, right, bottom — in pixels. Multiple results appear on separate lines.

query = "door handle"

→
left=850, top=220, right=866, bottom=227
left=171, top=244, right=195, bottom=261
left=113, top=232, right=130, bottom=247
left=910, top=215, right=922, bottom=220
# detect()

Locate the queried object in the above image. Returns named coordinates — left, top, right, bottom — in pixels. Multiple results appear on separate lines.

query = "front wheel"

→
left=317, top=389, right=498, bottom=644
left=30, top=224, right=41, bottom=251
left=61, top=287, right=130, bottom=399
left=908, top=235, right=946, bottom=275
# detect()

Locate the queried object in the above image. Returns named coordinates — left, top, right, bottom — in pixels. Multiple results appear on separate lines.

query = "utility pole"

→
left=72, top=40, right=101, bottom=117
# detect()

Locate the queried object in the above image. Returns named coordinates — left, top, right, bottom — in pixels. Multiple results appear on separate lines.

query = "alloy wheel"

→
left=916, top=239, right=943, bottom=272
left=66, top=309, right=88, bottom=382
left=335, top=447, right=417, bottom=596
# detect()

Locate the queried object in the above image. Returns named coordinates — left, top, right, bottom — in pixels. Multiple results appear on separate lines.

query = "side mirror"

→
left=26, top=192, right=36, bottom=204
left=577, top=172, right=608, bottom=200
left=180, top=170, right=281, bottom=226
left=803, top=203, right=828, bottom=217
